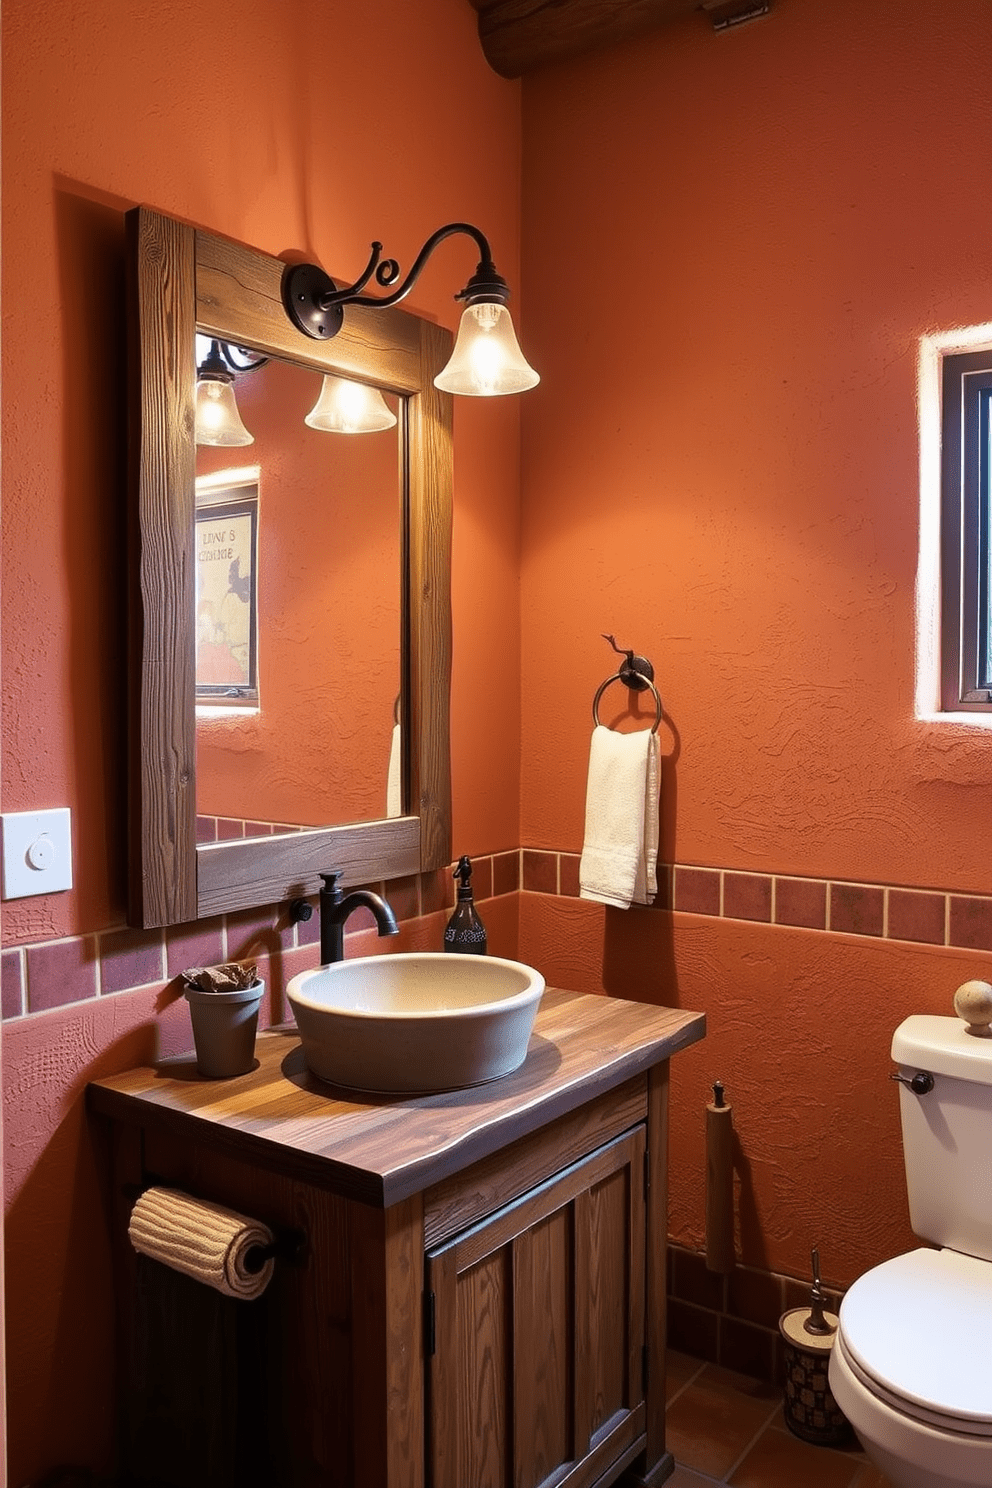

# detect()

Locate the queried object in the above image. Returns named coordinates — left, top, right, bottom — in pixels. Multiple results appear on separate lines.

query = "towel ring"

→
left=592, top=672, right=664, bottom=734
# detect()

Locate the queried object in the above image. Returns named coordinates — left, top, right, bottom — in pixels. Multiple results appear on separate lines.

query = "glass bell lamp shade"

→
left=434, top=302, right=540, bottom=397
left=304, top=375, right=397, bottom=434
left=195, top=375, right=254, bottom=446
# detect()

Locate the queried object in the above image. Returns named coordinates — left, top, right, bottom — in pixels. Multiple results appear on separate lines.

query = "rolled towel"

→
left=128, top=1186, right=275, bottom=1300
left=579, top=724, right=660, bottom=909
left=386, top=722, right=402, bottom=817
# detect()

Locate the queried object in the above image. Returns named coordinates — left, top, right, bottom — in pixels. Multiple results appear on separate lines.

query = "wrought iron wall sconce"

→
left=282, top=222, right=540, bottom=398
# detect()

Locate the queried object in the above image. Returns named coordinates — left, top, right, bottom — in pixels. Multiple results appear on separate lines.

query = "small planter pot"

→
left=184, top=979, right=265, bottom=1078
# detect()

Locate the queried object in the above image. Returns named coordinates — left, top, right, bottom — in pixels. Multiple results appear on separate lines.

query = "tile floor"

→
left=665, top=1351, right=895, bottom=1488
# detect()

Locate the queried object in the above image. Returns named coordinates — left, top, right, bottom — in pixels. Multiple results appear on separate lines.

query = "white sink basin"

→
left=286, top=952, right=545, bottom=1093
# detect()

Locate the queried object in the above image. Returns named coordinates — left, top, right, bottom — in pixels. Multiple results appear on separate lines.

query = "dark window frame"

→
left=940, top=349, right=992, bottom=711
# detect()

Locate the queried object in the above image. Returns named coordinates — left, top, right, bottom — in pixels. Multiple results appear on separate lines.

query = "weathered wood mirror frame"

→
left=127, top=206, right=453, bottom=928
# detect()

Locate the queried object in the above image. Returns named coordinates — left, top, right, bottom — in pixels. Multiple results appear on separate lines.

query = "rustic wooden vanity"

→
left=89, top=987, right=704, bottom=1488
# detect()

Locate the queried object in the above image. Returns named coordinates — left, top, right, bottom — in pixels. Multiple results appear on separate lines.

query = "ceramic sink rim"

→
left=286, top=952, right=544, bottom=1021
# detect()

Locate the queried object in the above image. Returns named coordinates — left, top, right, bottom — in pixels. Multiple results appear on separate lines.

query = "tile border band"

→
left=3, top=849, right=990, bottom=1020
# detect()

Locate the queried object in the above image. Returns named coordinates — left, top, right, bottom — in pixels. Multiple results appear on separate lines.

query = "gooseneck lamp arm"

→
left=282, top=222, right=509, bottom=341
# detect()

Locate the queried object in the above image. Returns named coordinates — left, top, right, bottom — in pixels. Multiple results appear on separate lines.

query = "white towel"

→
left=386, top=723, right=402, bottom=817
left=579, top=724, right=660, bottom=909
left=128, top=1186, right=275, bottom=1300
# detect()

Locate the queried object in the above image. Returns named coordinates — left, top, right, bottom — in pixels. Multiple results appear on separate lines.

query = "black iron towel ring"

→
left=592, top=635, right=664, bottom=733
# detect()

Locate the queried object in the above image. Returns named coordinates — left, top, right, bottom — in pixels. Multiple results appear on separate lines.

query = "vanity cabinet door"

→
left=426, top=1125, right=647, bottom=1488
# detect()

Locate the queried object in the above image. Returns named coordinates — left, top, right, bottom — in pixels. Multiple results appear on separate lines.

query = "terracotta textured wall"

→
left=518, top=0, right=992, bottom=1285
left=1, top=0, right=522, bottom=1478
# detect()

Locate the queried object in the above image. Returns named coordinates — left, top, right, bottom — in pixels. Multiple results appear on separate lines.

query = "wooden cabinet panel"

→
left=514, top=1205, right=572, bottom=1484
left=427, top=1127, right=646, bottom=1488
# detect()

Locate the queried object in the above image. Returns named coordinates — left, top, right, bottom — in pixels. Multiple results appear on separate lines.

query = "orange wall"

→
left=518, top=0, right=992, bottom=1282
left=1, top=0, right=521, bottom=1478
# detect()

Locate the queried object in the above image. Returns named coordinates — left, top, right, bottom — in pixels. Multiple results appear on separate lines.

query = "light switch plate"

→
left=2, top=808, right=73, bottom=899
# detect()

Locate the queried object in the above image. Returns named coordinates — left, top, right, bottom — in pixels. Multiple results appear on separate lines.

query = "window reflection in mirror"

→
left=194, top=348, right=403, bottom=841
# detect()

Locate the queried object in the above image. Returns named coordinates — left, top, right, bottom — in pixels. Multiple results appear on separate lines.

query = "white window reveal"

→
left=917, top=331, right=992, bottom=722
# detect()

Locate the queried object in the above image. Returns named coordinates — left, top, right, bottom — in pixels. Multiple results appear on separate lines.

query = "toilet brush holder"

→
left=779, top=1306, right=853, bottom=1447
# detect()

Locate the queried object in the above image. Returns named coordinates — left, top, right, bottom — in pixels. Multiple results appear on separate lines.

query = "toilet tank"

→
left=892, top=1015, right=992, bottom=1261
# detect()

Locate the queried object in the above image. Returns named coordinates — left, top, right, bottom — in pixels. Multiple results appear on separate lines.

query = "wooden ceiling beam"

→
left=474, top=0, right=704, bottom=78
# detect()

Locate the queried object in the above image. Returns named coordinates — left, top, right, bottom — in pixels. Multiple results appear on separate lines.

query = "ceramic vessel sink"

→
left=286, top=952, right=545, bottom=1093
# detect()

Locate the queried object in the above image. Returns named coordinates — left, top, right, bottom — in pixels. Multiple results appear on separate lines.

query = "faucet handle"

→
left=319, top=870, right=344, bottom=901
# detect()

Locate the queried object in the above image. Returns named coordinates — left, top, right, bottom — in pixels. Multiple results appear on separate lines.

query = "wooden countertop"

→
left=87, top=988, right=705, bottom=1206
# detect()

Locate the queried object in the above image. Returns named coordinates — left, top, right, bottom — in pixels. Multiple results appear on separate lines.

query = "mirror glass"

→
left=193, top=347, right=403, bottom=838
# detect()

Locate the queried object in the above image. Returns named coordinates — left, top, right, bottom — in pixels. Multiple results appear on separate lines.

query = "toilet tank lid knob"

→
left=953, top=979, right=992, bottom=1037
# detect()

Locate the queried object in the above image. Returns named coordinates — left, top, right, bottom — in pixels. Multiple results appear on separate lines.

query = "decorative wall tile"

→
left=166, top=922, right=226, bottom=980
left=774, top=877, right=827, bottom=930
left=671, top=1245, right=727, bottom=1312
left=26, top=936, right=99, bottom=1012
left=674, top=867, right=721, bottom=917
left=665, top=1299, right=719, bottom=1366
left=718, top=1316, right=778, bottom=1382
left=99, top=927, right=165, bottom=995
left=728, top=1265, right=784, bottom=1330
left=829, top=883, right=884, bottom=938
left=668, top=1245, right=846, bottom=1385
left=887, top=889, right=946, bottom=946
left=652, top=863, right=674, bottom=911
left=467, top=856, right=493, bottom=902
left=723, top=873, right=772, bottom=924
left=560, top=854, right=581, bottom=898
left=523, top=850, right=558, bottom=894
left=492, top=850, right=520, bottom=897
left=226, top=907, right=288, bottom=963
left=2, top=949, right=24, bottom=1020
left=517, top=852, right=992, bottom=965
left=949, top=895, right=992, bottom=951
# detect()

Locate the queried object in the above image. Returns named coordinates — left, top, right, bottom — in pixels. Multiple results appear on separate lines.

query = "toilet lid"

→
left=839, top=1248, right=992, bottom=1435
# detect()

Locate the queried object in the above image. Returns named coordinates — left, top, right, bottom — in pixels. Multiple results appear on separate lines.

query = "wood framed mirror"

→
left=127, top=206, right=452, bottom=928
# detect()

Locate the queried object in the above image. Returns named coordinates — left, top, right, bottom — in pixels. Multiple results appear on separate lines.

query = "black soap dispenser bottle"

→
left=444, top=856, right=487, bottom=955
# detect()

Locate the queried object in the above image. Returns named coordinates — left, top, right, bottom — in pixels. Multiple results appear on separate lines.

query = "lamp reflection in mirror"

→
left=282, top=222, right=539, bottom=397
left=305, top=375, right=398, bottom=434
left=195, top=339, right=254, bottom=447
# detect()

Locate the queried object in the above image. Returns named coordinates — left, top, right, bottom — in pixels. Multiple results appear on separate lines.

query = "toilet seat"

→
left=837, top=1248, right=992, bottom=1437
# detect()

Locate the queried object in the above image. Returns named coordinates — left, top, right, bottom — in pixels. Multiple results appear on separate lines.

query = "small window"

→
left=941, top=350, right=992, bottom=710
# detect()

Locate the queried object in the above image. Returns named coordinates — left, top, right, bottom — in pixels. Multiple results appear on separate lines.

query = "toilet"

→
left=828, top=993, right=992, bottom=1488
